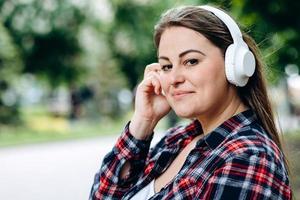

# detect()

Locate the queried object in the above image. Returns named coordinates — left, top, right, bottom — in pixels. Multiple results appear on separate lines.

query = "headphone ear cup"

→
left=235, top=47, right=256, bottom=86
left=225, top=44, right=256, bottom=87
left=237, top=48, right=255, bottom=77
left=224, top=44, right=237, bottom=85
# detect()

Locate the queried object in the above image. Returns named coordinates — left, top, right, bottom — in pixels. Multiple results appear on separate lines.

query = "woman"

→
left=89, top=5, right=292, bottom=200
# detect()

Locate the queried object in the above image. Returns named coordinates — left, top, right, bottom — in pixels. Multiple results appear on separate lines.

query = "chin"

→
left=173, top=109, right=196, bottom=119
left=172, top=104, right=206, bottom=119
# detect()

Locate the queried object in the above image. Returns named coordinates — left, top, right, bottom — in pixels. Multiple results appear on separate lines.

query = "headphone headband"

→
left=199, top=5, right=243, bottom=44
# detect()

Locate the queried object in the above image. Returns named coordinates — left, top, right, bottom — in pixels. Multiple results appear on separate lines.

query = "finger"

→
left=143, top=75, right=161, bottom=95
left=144, top=63, right=161, bottom=78
left=153, top=78, right=161, bottom=95
left=149, top=75, right=161, bottom=95
left=145, top=71, right=161, bottom=79
left=149, top=73, right=163, bottom=95
left=147, top=66, right=164, bottom=84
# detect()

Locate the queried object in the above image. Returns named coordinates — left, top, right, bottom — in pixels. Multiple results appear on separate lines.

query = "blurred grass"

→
left=0, top=105, right=130, bottom=147
left=0, top=120, right=122, bottom=147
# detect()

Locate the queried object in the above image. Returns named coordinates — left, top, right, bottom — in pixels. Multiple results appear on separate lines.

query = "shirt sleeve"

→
left=89, top=122, right=153, bottom=200
left=199, top=152, right=292, bottom=200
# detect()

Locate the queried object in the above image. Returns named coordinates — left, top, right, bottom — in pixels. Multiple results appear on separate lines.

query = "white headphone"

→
left=199, top=5, right=256, bottom=87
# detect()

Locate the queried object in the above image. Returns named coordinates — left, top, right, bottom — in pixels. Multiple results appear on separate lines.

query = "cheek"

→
left=202, top=70, right=228, bottom=101
left=201, top=59, right=226, bottom=84
left=192, top=64, right=227, bottom=98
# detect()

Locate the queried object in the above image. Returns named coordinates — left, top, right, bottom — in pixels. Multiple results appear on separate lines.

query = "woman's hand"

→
left=129, top=63, right=171, bottom=140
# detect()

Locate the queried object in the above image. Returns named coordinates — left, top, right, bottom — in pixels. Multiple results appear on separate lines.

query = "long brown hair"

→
left=153, top=6, right=289, bottom=171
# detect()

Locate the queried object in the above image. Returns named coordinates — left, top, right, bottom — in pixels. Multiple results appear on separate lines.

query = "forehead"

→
left=158, top=26, right=212, bottom=56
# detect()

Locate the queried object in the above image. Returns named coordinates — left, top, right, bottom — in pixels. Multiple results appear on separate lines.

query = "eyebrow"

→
left=158, top=49, right=206, bottom=61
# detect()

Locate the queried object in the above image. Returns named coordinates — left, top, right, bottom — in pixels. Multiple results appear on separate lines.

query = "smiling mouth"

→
left=172, top=91, right=194, bottom=100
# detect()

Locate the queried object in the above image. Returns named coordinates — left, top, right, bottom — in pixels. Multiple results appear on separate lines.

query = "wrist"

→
left=129, top=114, right=158, bottom=140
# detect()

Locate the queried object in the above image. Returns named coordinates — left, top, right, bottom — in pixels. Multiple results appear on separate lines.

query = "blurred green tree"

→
left=0, top=0, right=86, bottom=88
left=230, top=0, right=300, bottom=83
left=0, top=0, right=89, bottom=123
left=0, top=21, right=22, bottom=124
left=106, top=0, right=166, bottom=89
left=0, top=0, right=130, bottom=121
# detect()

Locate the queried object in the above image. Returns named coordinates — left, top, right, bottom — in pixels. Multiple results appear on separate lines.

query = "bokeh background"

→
left=0, top=0, right=299, bottom=199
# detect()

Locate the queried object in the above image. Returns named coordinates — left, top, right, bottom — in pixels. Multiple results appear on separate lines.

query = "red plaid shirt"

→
left=89, top=110, right=291, bottom=199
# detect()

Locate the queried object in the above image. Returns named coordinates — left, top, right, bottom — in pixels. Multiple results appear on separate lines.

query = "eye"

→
left=183, top=59, right=199, bottom=66
left=161, top=64, right=172, bottom=72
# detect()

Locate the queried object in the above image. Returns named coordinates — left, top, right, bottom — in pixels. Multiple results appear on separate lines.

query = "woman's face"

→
left=158, top=26, right=232, bottom=118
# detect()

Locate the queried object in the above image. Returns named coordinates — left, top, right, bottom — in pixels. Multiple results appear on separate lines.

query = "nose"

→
left=169, top=67, right=185, bottom=87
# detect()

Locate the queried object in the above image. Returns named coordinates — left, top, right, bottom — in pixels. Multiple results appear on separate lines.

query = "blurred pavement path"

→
left=0, top=131, right=164, bottom=200
left=0, top=135, right=118, bottom=200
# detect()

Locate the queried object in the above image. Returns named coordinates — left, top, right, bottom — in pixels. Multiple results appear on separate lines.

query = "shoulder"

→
left=225, top=123, right=279, bottom=156
left=220, top=122, right=288, bottom=176
left=211, top=123, right=291, bottom=187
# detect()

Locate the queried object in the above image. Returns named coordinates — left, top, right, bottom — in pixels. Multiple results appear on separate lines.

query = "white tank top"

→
left=130, top=180, right=155, bottom=200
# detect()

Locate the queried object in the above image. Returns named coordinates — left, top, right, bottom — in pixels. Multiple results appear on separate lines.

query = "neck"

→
left=197, top=91, right=248, bottom=135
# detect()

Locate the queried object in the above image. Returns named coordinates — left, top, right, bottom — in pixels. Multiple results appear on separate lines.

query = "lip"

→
left=171, top=90, right=194, bottom=99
